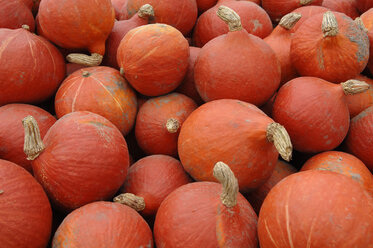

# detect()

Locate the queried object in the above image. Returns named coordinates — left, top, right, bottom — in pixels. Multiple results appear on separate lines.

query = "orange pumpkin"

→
left=0, top=0, right=35, bottom=32
left=345, top=75, right=373, bottom=118
left=112, top=0, right=129, bottom=19
left=196, top=0, right=218, bottom=13
left=361, top=8, right=373, bottom=76
left=322, top=0, right=359, bottom=19
left=290, top=5, right=328, bottom=33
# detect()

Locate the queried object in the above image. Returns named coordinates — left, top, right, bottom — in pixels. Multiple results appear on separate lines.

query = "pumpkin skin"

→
left=117, top=24, right=189, bottom=96
left=344, top=106, right=373, bottom=171
left=135, top=93, right=197, bottom=156
left=258, top=170, right=373, bottom=248
left=346, top=75, right=373, bottom=118
left=290, top=5, right=328, bottom=33
left=112, top=0, right=129, bottom=19
left=322, top=0, right=360, bottom=19
left=193, top=1, right=273, bottom=47
left=290, top=11, right=370, bottom=83
left=0, top=104, right=56, bottom=172
left=52, top=201, right=153, bottom=248
left=0, top=28, right=65, bottom=106
left=356, top=0, right=373, bottom=13
left=0, top=159, right=52, bottom=248
left=301, top=151, right=373, bottom=195
left=55, top=66, right=137, bottom=136
left=0, top=0, right=35, bottom=32
left=121, top=155, right=191, bottom=217
left=66, top=63, right=87, bottom=77
left=272, top=77, right=350, bottom=153
left=361, top=8, right=373, bottom=76
left=196, top=0, right=218, bottom=13
left=37, top=0, right=115, bottom=55
left=31, top=111, right=130, bottom=212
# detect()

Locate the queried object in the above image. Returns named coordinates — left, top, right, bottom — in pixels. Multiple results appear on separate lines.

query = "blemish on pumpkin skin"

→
left=250, top=20, right=262, bottom=32
left=345, top=21, right=370, bottom=63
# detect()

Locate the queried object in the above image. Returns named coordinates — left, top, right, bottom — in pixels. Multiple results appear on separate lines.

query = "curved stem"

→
left=341, top=79, right=370, bottom=95
left=213, top=161, right=239, bottom=208
left=322, top=11, right=339, bottom=37
left=217, top=5, right=242, bottom=32
left=66, top=53, right=103, bottom=67
left=279, top=13, right=302, bottom=30
left=166, top=118, right=180, bottom=133
left=138, top=4, right=154, bottom=19
left=113, top=193, right=145, bottom=212
left=266, top=123, right=293, bottom=162
left=22, top=116, right=45, bottom=161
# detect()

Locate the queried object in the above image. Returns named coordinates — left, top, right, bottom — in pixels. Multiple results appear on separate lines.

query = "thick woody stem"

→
left=213, top=161, right=239, bottom=208
left=22, top=116, right=45, bottom=160
left=166, top=118, right=180, bottom=133
left=66, top=53, right=103, bottom=67
left=341, top=80, right=370, bottom=95
left=217, top=5, right=242, bottom=32
left=266, top=123, right=293, bottom=161
left=322, top=11, right=339, bottom=37
left=113, top=193, right=146, bottom=212
left=138, top=4, right=154, bottom=19
left=22, top=24, right=30, bottom=31
left=279, top=13, right=302, bottom=30
left=300, top=0, right=313, bottom=5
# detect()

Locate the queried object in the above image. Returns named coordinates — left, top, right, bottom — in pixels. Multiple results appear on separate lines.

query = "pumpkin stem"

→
left=0, top=190, right=3, bottom=195
left=113, top=193, right=146, bottom=212
left=138, top=4, right=154, bottom=19
left=213, top=161, right=239, bottom=208
left=266, top=123, right=292, bottom=162
left=22, top=24, right=30, bottom=31
left=341, top=80, right=370, bottom=95
left=279, top=13, right=302, bottom=30
left=22, top=116, right=45, bottom=161
left=66, top=53, right=103, bottom=67
left=217, top=5, right=242, bottom=32
left=322, top=11, right=339, bottom=37
left=166, top=118, right=180, bottom=133
left=354, top=17, right=368, bottom=33
left=120, top=67, right=125, bottom=76
left=300, top=0, right=313, bottom=5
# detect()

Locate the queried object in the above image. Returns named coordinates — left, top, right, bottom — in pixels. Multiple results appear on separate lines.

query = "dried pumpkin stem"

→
left=322, top=11, right=339, bottom=37
left=22, top=116, right=45, bottom=161
left=138, top=4, right=154, bottom=19
left=66, top=53, right=103, bottom=67
left=341, top=80, right=370, bottom=95
left=0, top=190, right=3, bottom=195
left=217, top=5, right=242, bottom=32
left=279, top=13, right=302, bottom=30
left=166, top=118, right=180, bottom=133
left=300, top=0, right=313, bottom=5
left=354, top=17, right=368, bottom=33
left=113, top=193, right=145, bottom=212
left=266, top=123, right=292, bottom=161
left=213, top=161, right=239, bottom=208
left=22, top=24, right=30, bottom=31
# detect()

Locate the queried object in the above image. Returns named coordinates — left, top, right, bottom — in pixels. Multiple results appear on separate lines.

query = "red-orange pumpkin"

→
left=135, top=93, right=197, bottom=156
left=290, top=5, right=328, bottom=33
left=0, top=104, right=56, bottom=172
left=196, top=0, right=218, bottom=13
left=24, top=111, right=130, bottom=212
left=346, top=74, right=373, bottom=118
left=126, top=0, right=197, bottom=35
left=291, top=11, right=369, bottom=83
left=52, top=201, right=153, bottom=247
left=154, top=162, right=258, bottom=247
left=361, top=8, right=373, bottom=76
left=322, top=0, right=359, bottom=19
left=193, top=0, right=273, bottom=47
left=20, top=0, right=33, bottom=10
left=117, top=24, right=189, bottom=96
left=258, top=170, right=373, bottom=247
left=356, top=0, right=373, bottom=13
left=55, top=66, right=137, bottom=136
left=0, top=0, right=35, bottom=32
left=112, top=0, right=129, bottom=19
left=194, top=6, right=280, bottom=106
left=178, top=99, right=292, bottom=192
left=0, top=27, right=65, bottom=106
left=0, top=159, right=52, bottom=248
left=344, top=106, right=373, bottom=171
left=66, top=63, right=87, bottom=77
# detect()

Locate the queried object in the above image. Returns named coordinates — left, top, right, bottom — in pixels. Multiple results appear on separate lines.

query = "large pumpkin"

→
left=290, top=5, right=328, bottom=33
left=0, top=0, right=35, bottom=32
left=360, top=8, right=373, bottom=76
left=322, top=0, right=359, bottom=19
left=345, top=74, right=373, bottom=118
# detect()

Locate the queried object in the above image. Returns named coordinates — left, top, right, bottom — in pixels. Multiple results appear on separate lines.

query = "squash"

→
left=0, top=0, right=35, bottom=32
left=196, top=0, right=218, bottom=13
left=345, top=75, right=373, bottom=118
left=322, top=0, right=359, bottom=19
left=290, top=5, right=328, bottom=33
left=112, top=0, right=129, bottom=19
left=360, top=8, right=373, bottom=76
left=356, top=0, right=373, bottom=13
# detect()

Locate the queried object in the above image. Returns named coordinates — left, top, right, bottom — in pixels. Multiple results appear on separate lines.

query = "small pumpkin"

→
left=345, top=74, right=373, bottom=118
left=322, top=0, right=359, bottom=19
left=0, top=0, right=35, bottom=31
left=360, top=8, right=373, bottom=76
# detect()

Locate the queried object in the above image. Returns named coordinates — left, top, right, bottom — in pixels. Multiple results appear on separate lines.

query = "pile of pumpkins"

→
left=1, top=0, right=373, bottom=247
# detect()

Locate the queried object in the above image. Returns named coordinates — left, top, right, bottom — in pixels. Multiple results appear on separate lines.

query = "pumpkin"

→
left=104, top=4, right=154, bottom=69
left=117, top=24, right=189, bottom=96
left=356, top=0, right=373, bottom=13
left=126, top=0, right=197, bottom=35
left=20, top=0, right=33, bottom=10
left=55, top=66, right=137, bottom=136
left=262, top=0, right=323, bottom=22
left=194, top=6, right=281, bottom=106
left=52, top=201, right=153, bottom=248
left=301, top=151, right=373, bottom=194
left=264, top=13, right=302, bottom=85
left=245, top=160, right=297, bottom=214
left=154, top=162, right=258, bottom=247
left=344, top=106, right=373, bottom=171
left=360, top=8, right=373, bottom=76
left=0, top=27, right=65, bottom=106
left=346, top=74, right=373, bottom=118
left=115, top=155, right=191, bottom=218
left=23, top=112, right=130, bottom=212
left=178, top=99, right=292, bottom=192
left=322, top=0, right=360, bottom=19
left=0, top=0, right=35, bottom=32
left=258, top=170, right=373, bottom=247
left=112, top=0, right=129, bottom=19
left=0, top=104, right=56, bottom=172
left=290, top=5, right=328, bottom=33
left=193, top=0, right=273, bottom=47
left=272, top=77, right=369, bottom=153
left=196, top=0, right=218, bottom=13
left=37, top=0, right=115, bottom=66
left=0, top=159, right=52, bottom=248
left=260, top=92, right=277, bottom=118
left=135, top=93, right=197, bottom=156
left=290, top=11, right=369, bottom=83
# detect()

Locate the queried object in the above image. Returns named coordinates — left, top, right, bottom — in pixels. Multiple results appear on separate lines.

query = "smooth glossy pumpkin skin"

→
left=361, top=8, right=373, bottom=76
left=117, top=24, right=189, bottom=96
left=178, top=99, right=279, bottom=192
left=126, top=0, right=197, bottom=35
left=344, top=106, right=373, bottom=171
left=52, top=201, right=153, bottom=248
left=193, top=1, right=273, bottom=47
left=245, top=160, right=297, bottom=214
left=356, top=0, right=373, bottom=13
left=291, top=12, right=369, bottom=83
left=301, top=151, right=373, bottom=195
left=290, top=5, right=329, bottom=33
left=135, top=93, right=197, bottom=156
left=322, top=0, right=359, bottom=19
left=55, top=67, right=137, bottom=136
left=0, top=159, right=52, bottom=248
left=272, top=77, right=350, bottom=153
left=262, top=0, right=323, bottom=22
left=38, top=0, right=115, bottom=55
left=346, top=75, right=373, bottom=118
left=0, top=104, right=56, bottom=172
left=32, top=111, right=130, bottom=212
left=154, top=182, right=258, bottom=248
left=0, top=0, right=35, bottom=32
left=121, top=155, right=191, bottom=217
left=258, top=170, right=373, bottom=248
left=0, top=28, right=65, bottom=106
